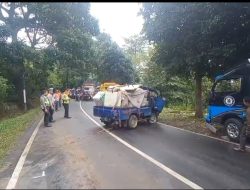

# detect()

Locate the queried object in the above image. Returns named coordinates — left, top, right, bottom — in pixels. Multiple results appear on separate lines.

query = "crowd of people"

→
left=40, top=88, right=71, bottom=127
left=69, top=87, right=96, bottom=101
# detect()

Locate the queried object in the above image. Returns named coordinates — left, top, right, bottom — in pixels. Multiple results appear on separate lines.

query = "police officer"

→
left=233, top=96, right=250, bottom=152
left=40, top=89, right=52, bottom=127
left=47, top=89, right=55, bottom=122
left=62, top=89, right=71, bottom=119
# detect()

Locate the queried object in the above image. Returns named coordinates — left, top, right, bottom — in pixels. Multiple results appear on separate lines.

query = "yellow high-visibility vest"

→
left=44, top=96, right=50, bottom=106
left=62, top=93, right=70, bottom=104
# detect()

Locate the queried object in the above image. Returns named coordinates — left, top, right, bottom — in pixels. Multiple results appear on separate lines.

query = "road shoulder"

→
left=0, top=111, right=43, bottom=189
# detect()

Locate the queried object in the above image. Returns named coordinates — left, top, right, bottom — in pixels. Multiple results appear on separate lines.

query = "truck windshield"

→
left=214, top=78, right=241, bottom=93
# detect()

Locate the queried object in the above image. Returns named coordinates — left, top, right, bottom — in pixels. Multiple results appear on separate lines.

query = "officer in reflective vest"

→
left=62, top=89, right=71, bottom=118
left=40, top=89, right=52, bottom=127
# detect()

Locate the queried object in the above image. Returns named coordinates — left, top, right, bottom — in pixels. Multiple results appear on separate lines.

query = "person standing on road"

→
left=58, top=90, right=62, bottom=108
left=47, top=89, right=55, bottom=122
left=62, top=89, right=71, bottom=119
left=40, top=89, right=52, bottom=127
left=53, top=90, right=59, bottom=111
left=233, top=96, right=250, bottom=152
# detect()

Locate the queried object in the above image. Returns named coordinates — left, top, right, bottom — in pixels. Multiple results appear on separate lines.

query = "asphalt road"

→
left=1, top=100, right=250, bottom=189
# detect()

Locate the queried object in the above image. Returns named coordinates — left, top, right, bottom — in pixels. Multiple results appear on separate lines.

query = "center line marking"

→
left=80, top=102, right=203, bottom=190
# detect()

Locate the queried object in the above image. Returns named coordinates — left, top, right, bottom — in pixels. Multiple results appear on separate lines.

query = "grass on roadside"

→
left=159, top=107, right=217, bottom=137
left=0, top=108, right=41, bottom=166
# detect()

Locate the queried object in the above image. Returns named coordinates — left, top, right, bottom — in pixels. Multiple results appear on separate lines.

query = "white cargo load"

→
left=93, top=91, right=105, bottom=106
left=94, top=84, right=150, bottom=108
left=103, top=91, right=122, bottom=107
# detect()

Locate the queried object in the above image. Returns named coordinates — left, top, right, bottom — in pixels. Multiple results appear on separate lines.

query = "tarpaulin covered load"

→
left=93, top=85, right=149, bottom=108
left=93, top=91, right=105, bottom=106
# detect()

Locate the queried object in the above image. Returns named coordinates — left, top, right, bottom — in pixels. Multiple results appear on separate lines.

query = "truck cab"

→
left=100, top=82, right=119, bottom=91
left=205, top=61, right=250, bottom=142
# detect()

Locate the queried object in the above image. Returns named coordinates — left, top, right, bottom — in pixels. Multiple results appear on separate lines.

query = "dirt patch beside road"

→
left=158, top=108, right=224, bottom=138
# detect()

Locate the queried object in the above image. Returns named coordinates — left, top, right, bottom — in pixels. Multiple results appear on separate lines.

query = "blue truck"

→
left=93, top=87, right=166, bottom=129
left=205, top=61, right=250, bottom=142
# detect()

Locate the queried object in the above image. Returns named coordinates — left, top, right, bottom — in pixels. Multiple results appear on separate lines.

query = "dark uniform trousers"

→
left=240, top=124, right=250, bottom=149
left=43, top=107, right=51, bottom=126
left=49, top=106, right=54, bottom=122
left=63, top=103, right=69, bottom=117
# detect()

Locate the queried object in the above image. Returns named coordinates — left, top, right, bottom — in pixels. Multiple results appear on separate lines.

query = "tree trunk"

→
left=11, top=32, right=18, bottom=43
left=195, top=74, right=203, bottom=118
left=9, top=3, right=18, bottom=43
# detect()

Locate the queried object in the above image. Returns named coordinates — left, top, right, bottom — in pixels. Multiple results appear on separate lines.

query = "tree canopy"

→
left=0, top=3, right=136, bottom=110
left=140, top=3, right=250, bottom=117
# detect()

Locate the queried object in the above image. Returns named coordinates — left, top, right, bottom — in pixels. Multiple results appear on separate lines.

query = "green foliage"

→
left=0, top=2, right=102, bottom=106
left=94, top=33, right=137, bottom=84
left=0, top=108, right=41, bottom=165
left=123, top=34, right=149, bottom=82
left=141, top=2, right=250, bottom=77
left=143, top=59, right=196, bottom=108
left=0, top=76, right=8, bottom=103
left=140, top=3, right=250, bottom=117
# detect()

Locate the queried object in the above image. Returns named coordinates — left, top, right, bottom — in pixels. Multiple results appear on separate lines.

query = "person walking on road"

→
left=47, top=89, right=55, bottom=122
left=233, top=96, right=250, bottom=152
left=40, top=89, right=52, bottom=127
left=62, top=89, right=71, bottom=119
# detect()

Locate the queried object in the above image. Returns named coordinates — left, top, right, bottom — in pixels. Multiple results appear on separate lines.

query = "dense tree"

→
left=123, top=34, right=148, bottom=82
left=0, top=2, right=100, bottom=109
left=0, top=2, right=137, bottom=112
left=94, top=33, right=137, bottom=84
left=141, top=3, right=250, bottom=117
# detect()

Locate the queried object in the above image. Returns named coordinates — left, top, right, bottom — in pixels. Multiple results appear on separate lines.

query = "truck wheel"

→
left=224, top=118, right=243, bottom=142
left=147, top=113, right=158, bottom=124
left=128, top=114, right=138, bottom=129
left=103, top=121, right=110, bottom=126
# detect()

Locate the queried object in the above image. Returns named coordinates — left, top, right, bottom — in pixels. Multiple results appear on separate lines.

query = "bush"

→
left=0, top=76, right=8, bottom=103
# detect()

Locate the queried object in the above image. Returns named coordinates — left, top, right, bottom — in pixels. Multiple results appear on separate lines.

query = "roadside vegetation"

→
left=158, top=107, right=215, bottom=136
left=125, top=3, right=250, bottom=135
left=0, top=3, right=136, bottom=117
left=1, top=3, right=250, bottom=141
left=0, top=108, right=41, bottom=166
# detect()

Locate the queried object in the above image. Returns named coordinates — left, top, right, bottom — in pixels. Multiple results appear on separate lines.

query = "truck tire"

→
left=103, top=121, right=111, bottom=126
left=224, top=118, right=243, bottom=142
left=147, top=113, right=158, bottom=124
left=128, top=114, right=138, bottom=129
left=100, top=118, right=112, bottom=126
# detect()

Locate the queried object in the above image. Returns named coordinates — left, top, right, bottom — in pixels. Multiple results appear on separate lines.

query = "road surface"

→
left=1, top=101, right=250, bottom=189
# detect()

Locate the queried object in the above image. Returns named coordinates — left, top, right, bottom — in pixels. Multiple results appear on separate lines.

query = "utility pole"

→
left=23, top=73, right=27, bottom=112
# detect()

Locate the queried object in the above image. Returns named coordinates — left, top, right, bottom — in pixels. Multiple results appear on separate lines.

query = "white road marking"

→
left=80, top=102, right=203, bottom=190
left=6, top=117, right=43, bottom=189
left=158, top=122, right=250, bottom=150
left=32, top=171, right=45, bottom=179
